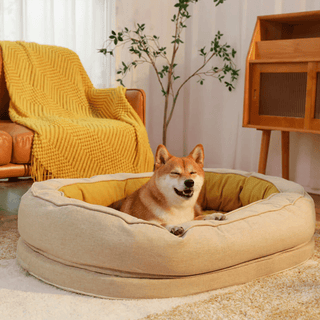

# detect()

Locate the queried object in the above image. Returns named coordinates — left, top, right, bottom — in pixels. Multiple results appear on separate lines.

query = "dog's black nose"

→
left=184, top=179, right=194, bottom=188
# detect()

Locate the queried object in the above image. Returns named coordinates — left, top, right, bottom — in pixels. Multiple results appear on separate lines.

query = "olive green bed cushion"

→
left=16, top=169, right=316, bottom=299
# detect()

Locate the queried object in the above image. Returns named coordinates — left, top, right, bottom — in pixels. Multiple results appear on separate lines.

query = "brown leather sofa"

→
left=0, top=48, right=146, bottom=180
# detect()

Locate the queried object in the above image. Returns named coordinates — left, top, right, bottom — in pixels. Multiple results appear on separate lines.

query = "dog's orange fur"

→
left=120, top=144, right=205, bottom=227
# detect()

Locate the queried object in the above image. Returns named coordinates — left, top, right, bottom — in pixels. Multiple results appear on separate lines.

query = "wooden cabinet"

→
left=243, top=10, right=320, bottom=179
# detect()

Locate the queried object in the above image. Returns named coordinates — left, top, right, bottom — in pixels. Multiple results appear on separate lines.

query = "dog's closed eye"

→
left=171, top=172, right=180, bottom=175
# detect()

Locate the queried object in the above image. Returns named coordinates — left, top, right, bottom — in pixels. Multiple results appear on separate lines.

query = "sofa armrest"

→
left=125, top=89, right=146, bottom=126
left=0, top=129, right=12, bottom=165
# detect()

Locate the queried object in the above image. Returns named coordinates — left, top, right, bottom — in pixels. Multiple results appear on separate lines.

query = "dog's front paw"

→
left=169, top=226, right=185, bottom=236
left=203, top=213, right=227, bottom=221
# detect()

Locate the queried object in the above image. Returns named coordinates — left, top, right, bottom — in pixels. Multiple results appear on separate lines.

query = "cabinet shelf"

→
left=255, top=38, right=320, bottom=62
left=243, top=10, right=320, bottom=133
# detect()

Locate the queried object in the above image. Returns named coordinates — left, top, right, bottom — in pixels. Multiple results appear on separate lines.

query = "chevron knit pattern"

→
left=0, top=41, right=154, bottom=181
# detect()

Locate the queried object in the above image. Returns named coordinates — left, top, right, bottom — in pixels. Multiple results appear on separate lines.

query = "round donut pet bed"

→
left=16, top=169, right=316, bottom=299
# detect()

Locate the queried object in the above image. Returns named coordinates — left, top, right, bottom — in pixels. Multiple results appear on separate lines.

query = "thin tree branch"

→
left=135, top=33, right=166, bottom=92
left=166, top=51, right=218, bottom=127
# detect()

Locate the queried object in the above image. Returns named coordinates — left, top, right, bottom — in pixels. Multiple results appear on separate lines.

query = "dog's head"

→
left=154, top=144, right=205, bottom=204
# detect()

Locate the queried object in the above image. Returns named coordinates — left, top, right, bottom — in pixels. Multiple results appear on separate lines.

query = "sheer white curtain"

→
left=116, top=0, right=320, bottom=195
left=0, top=0, right=115, bottom=88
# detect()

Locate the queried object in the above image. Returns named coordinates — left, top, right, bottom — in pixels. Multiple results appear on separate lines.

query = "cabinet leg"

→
left=258, top=130, right=271, bottom=175
left=281, top=131, right=289, bottom=180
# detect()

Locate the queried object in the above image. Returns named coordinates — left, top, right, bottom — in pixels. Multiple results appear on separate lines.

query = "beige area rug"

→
left=0, top=217, right=319, bottom=320
left=0, top=217, right=20, bottom=260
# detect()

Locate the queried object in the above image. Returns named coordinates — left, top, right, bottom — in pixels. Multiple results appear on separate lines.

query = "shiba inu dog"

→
left=120, top=144, right=225, bottom=236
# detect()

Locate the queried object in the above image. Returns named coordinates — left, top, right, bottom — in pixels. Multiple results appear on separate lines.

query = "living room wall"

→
left=115, top=0, right=320, bottom=195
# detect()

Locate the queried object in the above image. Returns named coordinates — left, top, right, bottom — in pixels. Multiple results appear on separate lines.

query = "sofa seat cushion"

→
left=0, top=121, right=33, bottom=164
left=0, top=130, right=12, bottom=165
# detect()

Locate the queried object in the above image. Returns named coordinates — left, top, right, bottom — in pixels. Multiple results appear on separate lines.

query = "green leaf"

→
left=121, top=61, right=129, bottom=73
left=213, top=0, right=226, bottom=6
left=218, top=75, right=225, bottom=82
left=232, top=68, right=240, bottom=76
left=116, top=78, right=125, bottom=87
left=225, top=81, right=235, bottom=91
left=171, top=38, right=184, bottom=44
left=216, top=30, right=223, bottom=39
left=199, top=46, right=207, bottom=56
left=137, top=23, right=146, bottom=31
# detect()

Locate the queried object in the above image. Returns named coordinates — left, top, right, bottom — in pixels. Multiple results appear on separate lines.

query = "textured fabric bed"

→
left=17, top=169, right=316, bottom=299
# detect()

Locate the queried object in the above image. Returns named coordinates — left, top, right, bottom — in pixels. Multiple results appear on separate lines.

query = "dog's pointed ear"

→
left=188, top=144, right=204, bottom=167
left=155, top=144, right=171, bottom=169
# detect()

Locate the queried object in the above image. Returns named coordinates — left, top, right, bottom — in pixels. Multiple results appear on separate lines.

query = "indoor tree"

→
left=99, top=0, right=239, bottom=146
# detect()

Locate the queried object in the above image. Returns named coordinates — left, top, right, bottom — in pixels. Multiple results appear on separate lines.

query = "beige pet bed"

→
left=16, top=169, right=316, bottom=299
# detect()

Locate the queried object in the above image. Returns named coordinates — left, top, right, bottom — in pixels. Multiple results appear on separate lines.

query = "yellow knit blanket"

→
left=1, top=41, right=154, bottom=181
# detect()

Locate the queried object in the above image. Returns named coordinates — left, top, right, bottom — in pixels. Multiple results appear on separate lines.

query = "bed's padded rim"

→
left=16, top=237, right=315, bottom=299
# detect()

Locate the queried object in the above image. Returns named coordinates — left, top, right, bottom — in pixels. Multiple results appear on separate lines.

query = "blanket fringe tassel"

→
left=31, top=154, right=55, bottom=182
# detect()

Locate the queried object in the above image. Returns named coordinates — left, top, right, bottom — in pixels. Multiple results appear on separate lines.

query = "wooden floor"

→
left=0, top=177, right=34, bottom=224
left=1, top=177, right=320, bottom=225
